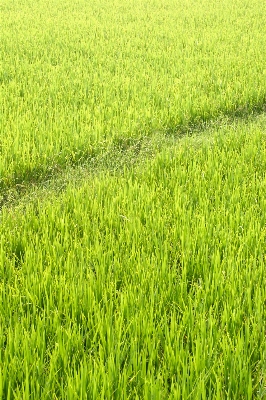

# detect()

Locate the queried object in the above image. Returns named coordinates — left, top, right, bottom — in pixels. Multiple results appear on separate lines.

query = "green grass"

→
left=1, top=0, right=266, bottom=188
left=1, top=117, right=266, bottom=398
left=1, top=0, right=266, bottom=398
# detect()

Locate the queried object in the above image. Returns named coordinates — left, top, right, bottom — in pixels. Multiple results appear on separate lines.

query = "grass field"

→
left=1, top=0, right=266, bottom=399
left=1, top=0, right=266, bottom=187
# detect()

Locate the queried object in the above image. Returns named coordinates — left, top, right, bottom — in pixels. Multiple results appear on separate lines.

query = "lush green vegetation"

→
left=1, top=0, right=266, bottom=398
left=1, top=118, right=266, bottom=398
left=1, top=0, right=266, bottom=187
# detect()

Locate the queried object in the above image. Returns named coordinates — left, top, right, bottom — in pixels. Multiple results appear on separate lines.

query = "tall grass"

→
left=1, top=0, right=266, bottom=187
left=1, top=119, right=266, bottom=398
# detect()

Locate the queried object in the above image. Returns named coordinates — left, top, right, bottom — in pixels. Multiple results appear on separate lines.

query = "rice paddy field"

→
left=1, top=0, right=266, bottom=398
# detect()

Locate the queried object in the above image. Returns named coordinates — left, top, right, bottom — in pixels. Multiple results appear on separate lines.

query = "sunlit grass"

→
left=1, top=118, right=266, bottom=398
left=1, top=0, right=266, bottom=186
left=1, top=0, right=266, bottom=397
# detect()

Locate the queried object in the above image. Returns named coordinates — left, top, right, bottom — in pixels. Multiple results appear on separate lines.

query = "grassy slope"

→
left=1, top=0, right=266, bottom=187
left=1, top=116, right=266, bottom=398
